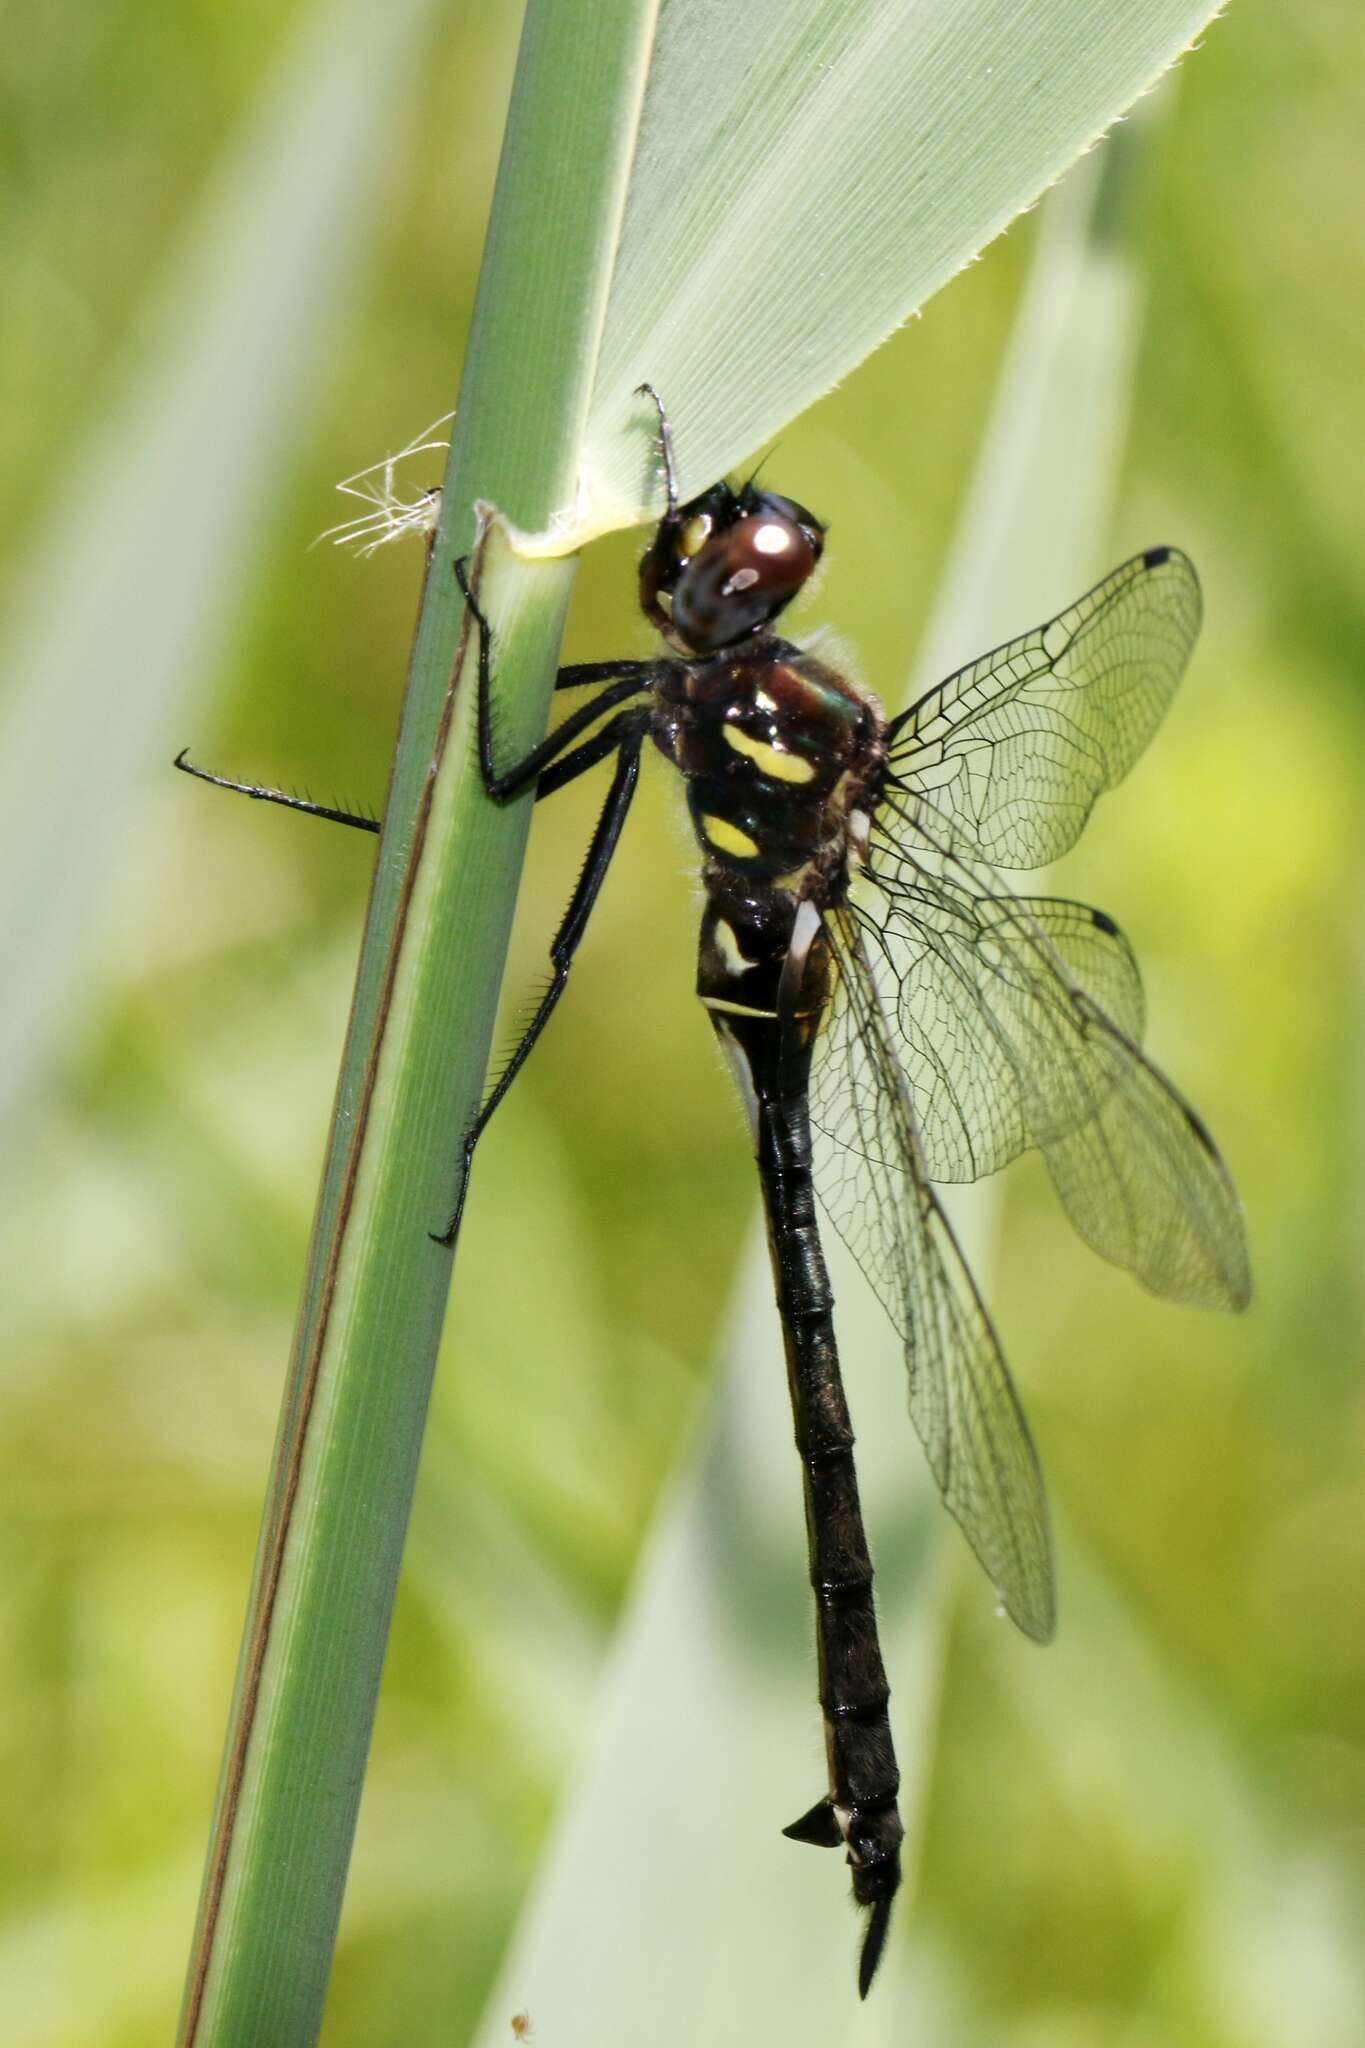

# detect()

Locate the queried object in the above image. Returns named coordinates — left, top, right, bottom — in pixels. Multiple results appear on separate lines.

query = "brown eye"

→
left=672, top=513, right=818, bottom=653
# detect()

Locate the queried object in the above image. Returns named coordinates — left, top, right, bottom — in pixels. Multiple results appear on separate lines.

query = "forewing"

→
left=810, top=910, right=1055, bottom=1642
left=858, top=798, right=1251, bottom=1312
left=890, top=547, right=1201, bottom=869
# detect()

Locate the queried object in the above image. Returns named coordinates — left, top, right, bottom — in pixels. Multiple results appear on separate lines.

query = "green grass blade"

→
left=178, top=5, right=659, bottom=2042
left=574, top=0, right=1223, bottom=530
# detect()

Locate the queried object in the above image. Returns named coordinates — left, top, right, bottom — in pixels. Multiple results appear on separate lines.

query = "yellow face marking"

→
left=722, top=722, right=817, bottom=784
left=702, top=814, right=760, bottom=860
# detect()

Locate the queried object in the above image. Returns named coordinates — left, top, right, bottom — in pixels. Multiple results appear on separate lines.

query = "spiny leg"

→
left=431, top=715, right=645, bottom=1248
left=636, top=380, right=680, bottom=515
left=554, top=658, right=659, bottom=691
left=454, top=555, right=650, bottom=799
left=173, top=750, right=380, bottom=834
left=632, top=383, right=688, bottom=643
left=177, top=562, right=656, bottom=1253
left=419, top=557, right=657, bottom=1245
left=174, top=564, right=655, bottom=834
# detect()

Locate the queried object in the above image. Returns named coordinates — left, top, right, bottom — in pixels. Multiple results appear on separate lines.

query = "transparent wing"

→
left=850, top=870, right=1145, bottom=1186
left=890, top=547, right=1201, bottom=869
left=810, top=909, right=1055, bottom=1642
left=851, top=790, right=1251, bottom=1312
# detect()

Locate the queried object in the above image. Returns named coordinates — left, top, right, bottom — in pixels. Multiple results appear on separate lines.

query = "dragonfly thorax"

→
left=651, top=641, right=886, bottom=893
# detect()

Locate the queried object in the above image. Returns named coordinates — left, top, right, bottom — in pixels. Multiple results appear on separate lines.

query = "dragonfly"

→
left=177, top=385, right=1251, bottom=1998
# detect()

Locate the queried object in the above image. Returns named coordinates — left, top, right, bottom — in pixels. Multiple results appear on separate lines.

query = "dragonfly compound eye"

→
left=671, top=509, right=821, bottom=653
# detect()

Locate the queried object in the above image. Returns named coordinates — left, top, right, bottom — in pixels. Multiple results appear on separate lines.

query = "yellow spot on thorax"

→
left=714, top=919, right=755, bottom=975
left=722, top=722, right=816, bottom=783
left=702, top=813, right=760, bottom=860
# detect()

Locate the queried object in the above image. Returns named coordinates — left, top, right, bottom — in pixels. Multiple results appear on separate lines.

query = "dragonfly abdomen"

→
left=751, top=1078, right=904, bottom=1996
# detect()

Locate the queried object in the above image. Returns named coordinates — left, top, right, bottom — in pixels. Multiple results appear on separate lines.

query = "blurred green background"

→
left=2, top=2, right=1363, bottom=2043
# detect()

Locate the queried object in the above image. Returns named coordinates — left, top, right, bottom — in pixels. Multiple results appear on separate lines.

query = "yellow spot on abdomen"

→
left=702, top=994, right=777, bottom=1018
left=722, top=722, right=817, bottom=784
left=703, top=814, right=760, bottom=860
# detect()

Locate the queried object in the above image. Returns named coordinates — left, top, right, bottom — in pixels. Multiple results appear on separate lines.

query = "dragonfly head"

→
left=639, top=479, right=825, bottom=655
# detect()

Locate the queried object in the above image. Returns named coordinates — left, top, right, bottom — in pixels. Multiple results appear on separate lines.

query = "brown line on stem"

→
left=179, top=532, right=482, bottom=2045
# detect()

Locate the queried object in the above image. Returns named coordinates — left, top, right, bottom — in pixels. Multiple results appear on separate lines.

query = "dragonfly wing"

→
left=890, top=547, right=1201, bottom=869
left=851, top=864, right=1146, bottom=1185
left=860, top=797, right=1251, bottom=1312
left=811, top=909, right=1055, bottom=1642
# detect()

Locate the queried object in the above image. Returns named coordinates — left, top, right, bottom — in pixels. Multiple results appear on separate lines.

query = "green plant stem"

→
left=177, top=4, right=659, bottom=2042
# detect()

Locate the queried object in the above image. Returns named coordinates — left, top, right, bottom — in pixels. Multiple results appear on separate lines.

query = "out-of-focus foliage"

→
left=0, top=3, right=1362, bottom=2045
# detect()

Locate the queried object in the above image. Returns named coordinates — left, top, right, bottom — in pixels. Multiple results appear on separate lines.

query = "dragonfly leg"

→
left=174, top=570, right=656, bottom=834
left=172, top=750, right=380, bottom=833
left=430, top=714, right=646, bottom=1249
left=454, top=556, right=651, bottom=799
left=554, top=657, right=659, bottom=690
